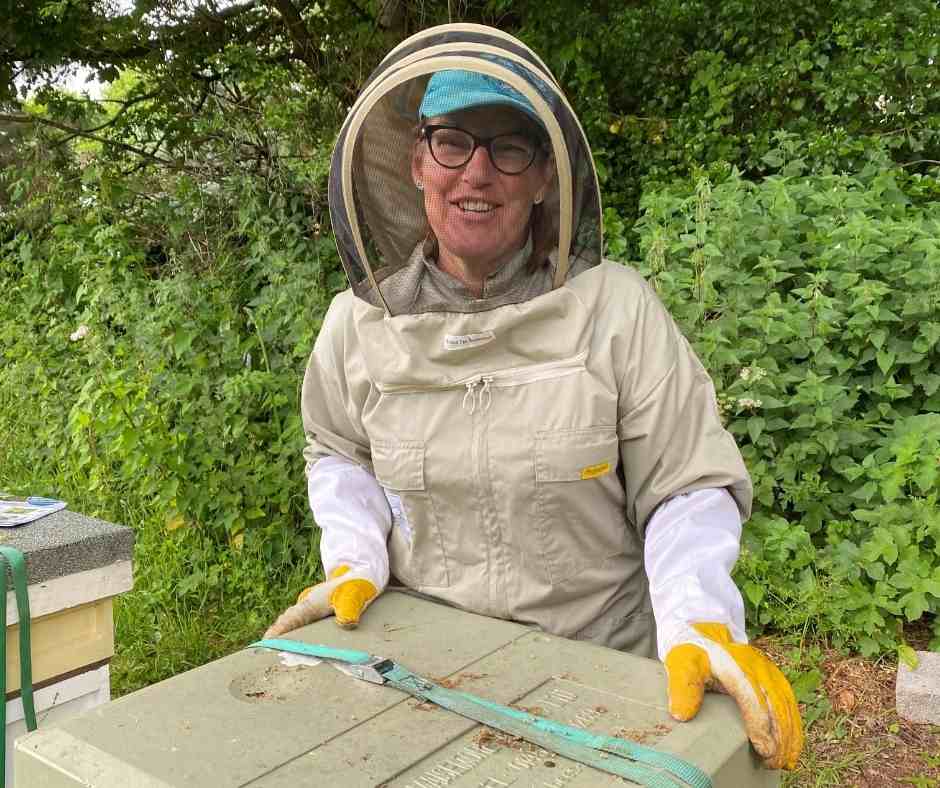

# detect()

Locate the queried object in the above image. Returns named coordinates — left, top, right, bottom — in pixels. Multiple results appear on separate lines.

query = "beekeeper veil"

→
left=329, top=24, right=603, bottom=316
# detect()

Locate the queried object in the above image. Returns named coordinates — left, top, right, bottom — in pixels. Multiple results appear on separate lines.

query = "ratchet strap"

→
left=253, top=639, right=712, bottom=788
left=0, top=546, right=37, bottom=787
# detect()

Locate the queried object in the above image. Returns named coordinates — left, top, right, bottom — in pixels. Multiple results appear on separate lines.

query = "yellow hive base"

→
left=5, top=599, right=114, bottom=695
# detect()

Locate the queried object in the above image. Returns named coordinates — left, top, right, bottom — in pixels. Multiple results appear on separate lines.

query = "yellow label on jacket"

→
left=580, top=462, right=611, bottom=480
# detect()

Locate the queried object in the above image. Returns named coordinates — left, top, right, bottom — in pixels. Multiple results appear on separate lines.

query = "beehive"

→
left=15, top=591, right=778, bottom=787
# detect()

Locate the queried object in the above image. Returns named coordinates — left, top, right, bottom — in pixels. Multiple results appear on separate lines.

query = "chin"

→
left=450, top=245, right=511, bottom=267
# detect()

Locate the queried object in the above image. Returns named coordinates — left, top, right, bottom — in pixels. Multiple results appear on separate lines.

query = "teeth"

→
left=459, top=200, right=494, bottom=213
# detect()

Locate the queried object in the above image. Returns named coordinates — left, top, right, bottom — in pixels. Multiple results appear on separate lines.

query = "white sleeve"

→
left=307, top=455, right=392, bottom=591
left=644, top=487, right=747, bottom=660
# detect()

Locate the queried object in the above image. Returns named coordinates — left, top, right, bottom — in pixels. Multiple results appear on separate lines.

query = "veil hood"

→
left=328, top=24, right=603, bottom=316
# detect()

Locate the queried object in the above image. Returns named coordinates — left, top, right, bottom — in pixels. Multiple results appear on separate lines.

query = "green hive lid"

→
left=14, top=591, right=777, bottom=788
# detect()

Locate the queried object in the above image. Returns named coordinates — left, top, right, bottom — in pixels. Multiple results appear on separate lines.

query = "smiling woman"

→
left=414, top=97, right=553, bottom=296
left=265, top=23, right=803, bottom=772
left=322, top=36, right=602, bottom=316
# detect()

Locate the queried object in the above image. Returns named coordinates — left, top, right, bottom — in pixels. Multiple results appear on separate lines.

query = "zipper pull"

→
left=463, top=380, right=479, bottom=415
left=480, top=376, right=493, bottom=413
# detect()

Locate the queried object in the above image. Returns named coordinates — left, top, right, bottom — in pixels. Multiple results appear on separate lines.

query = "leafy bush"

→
left=626, top=158, right=940, bottom=654
left=512, top=0, right=940, bottom=249
left=0, top=151, right=346, bottom=690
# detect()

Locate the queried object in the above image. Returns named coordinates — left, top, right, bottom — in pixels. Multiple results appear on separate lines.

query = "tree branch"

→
left=263, top=0, right=321, bottom=71
left=0, top=112, right=179, bottom=167
left=57, top=91, right=163, bottom=146
left=196, top=0, right=260, bottom=23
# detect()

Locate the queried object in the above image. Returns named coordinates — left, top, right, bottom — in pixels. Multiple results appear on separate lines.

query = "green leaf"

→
left=876, top=350, right=896, bottom=374
left=852, top=481, right=878, bottom=502
left=747, top=416, right=765, bottom=443
left=898, top=643, right=920, bottom=670
left=902, top=591, right=930, bottom=622
left=743, top=580, right=765, bottom=607
left=792, top=412, right=816, bottom=429
left=790, top=668, right=823, bottom=704
left=869, top=329, right=888, bottom=350
left=172, top=328, right=196, bottom=359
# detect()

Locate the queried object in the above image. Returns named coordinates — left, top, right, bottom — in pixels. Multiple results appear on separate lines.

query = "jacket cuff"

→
left=308, top=455, right=392, bottom=592
left=644, top=488, right=747, bottom=660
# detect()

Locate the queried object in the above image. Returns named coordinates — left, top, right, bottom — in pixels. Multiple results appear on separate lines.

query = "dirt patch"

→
left=472, top=727, right=529, bottom=752
left=229, top=664, right=323, bottom=703
left=753, top=636, right=940, bottom=788
left=613, top=722, right=674, bottom=745
left=432, top=672, right=488, bottom=689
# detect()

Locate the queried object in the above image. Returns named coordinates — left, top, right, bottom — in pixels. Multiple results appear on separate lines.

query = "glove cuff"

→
left=659, top=619, right=745, bottom=661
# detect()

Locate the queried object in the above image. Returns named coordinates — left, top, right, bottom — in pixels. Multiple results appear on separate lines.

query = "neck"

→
left=437, top=237, right=527, bottom=298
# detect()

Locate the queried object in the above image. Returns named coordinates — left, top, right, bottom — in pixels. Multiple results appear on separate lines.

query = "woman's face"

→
left=412, top=105, right=553, bottom=272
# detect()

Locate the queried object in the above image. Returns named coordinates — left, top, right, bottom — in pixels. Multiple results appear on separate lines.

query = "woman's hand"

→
left=664, top=622, right=803, bottom=770
left=264, top=565, right=378, bottom=637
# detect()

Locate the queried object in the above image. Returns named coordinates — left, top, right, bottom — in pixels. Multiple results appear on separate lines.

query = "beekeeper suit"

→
left=266, top=24, right=802, bottom=770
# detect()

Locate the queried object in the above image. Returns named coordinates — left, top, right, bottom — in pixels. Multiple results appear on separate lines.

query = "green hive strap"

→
left=0, top=546, right=37, bottom=788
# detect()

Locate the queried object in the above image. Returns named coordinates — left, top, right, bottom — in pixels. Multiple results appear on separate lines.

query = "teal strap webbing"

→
left=380, top=663, right=712, bottom=788
left=253, top=638, right=374, bottom=665
left=0, top=546, right=37, bottom=788
left=252, top=640, right=712, bottom=788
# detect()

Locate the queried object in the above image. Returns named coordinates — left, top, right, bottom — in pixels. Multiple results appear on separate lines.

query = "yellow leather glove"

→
left=664, top=622, right=803, bottom=770
left=264, top=565, right=378, bottom=638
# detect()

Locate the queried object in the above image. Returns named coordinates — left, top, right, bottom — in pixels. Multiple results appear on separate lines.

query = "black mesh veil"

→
left=328, top=24, right=603, bottom=316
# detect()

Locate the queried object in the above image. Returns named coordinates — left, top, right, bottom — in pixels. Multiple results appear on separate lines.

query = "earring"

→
left=533, top=193, right=544, bottom=205
left=415, top=182, right=424, bottom=191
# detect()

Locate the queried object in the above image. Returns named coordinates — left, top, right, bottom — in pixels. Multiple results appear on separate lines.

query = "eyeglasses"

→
left=422, top=125, right=543, bottom=175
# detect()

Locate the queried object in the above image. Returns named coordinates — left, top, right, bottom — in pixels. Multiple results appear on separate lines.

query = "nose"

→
left=460, top=144, right=497, bottom=185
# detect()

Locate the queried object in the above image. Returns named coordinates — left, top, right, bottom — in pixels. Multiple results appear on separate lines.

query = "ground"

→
left=760, top=622, right=940, bottom=788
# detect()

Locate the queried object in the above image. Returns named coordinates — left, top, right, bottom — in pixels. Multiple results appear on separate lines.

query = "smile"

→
left=457, top=200, right=496, bottom=213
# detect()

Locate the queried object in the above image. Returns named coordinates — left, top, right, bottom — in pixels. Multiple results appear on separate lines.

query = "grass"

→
left=110, top=510, right=319, bottom=697
left=762, top=633, right=940, bottom=788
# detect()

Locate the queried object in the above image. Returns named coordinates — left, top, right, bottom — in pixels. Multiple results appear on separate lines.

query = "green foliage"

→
left=625, top=161, right=940, bottom=653
left=2, top=165, right=341, bottom=549
left=0, top=130, right=345, bottom=685
left=511, top=0, right=940, bottom=248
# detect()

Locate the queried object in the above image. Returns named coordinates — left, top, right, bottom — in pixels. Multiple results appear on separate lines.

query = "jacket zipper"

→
left=376, top=350, right=588, bottom=413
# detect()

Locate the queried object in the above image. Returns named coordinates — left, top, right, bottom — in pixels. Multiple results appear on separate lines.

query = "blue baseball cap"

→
left=418, top=69, right=544, bottom=127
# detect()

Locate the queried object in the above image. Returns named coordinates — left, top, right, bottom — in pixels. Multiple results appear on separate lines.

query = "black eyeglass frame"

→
left=421, top=124, right=546, bottom=176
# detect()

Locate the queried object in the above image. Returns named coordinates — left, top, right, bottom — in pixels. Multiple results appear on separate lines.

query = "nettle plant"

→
left=628, top=165, right=940, bottom=654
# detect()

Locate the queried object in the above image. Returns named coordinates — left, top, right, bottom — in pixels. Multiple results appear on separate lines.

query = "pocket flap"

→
left=536, top=427, right=619, bottom=483
left=371, top=439, right=425, bottom=491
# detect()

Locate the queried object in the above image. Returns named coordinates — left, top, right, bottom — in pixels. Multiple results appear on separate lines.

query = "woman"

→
left=267, top=24, right=802, bottom=771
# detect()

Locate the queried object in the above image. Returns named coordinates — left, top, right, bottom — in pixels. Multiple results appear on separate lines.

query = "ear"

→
left=535, top=150, right=556, bottom=196
left=411, top=140, right=425, bottom=187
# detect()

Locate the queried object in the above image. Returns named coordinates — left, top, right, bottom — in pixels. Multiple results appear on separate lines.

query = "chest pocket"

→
left=534, top=426, right=627, bottom=585
left=371, top=439, right=450, bottom=589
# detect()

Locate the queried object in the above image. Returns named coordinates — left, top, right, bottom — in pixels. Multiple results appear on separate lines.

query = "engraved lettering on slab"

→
left=389, top=678, right=669, bottom=787
left=541, top=763, right=585, bottom=787
left=402, top=744, right=498, bottom=788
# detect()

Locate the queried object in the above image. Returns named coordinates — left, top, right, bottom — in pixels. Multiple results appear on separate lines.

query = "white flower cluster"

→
left=739, top=365, right=767, bottom=383
left=69, top=325, right=90, bottom=342
left=716, top=391, right=763, bottom=423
